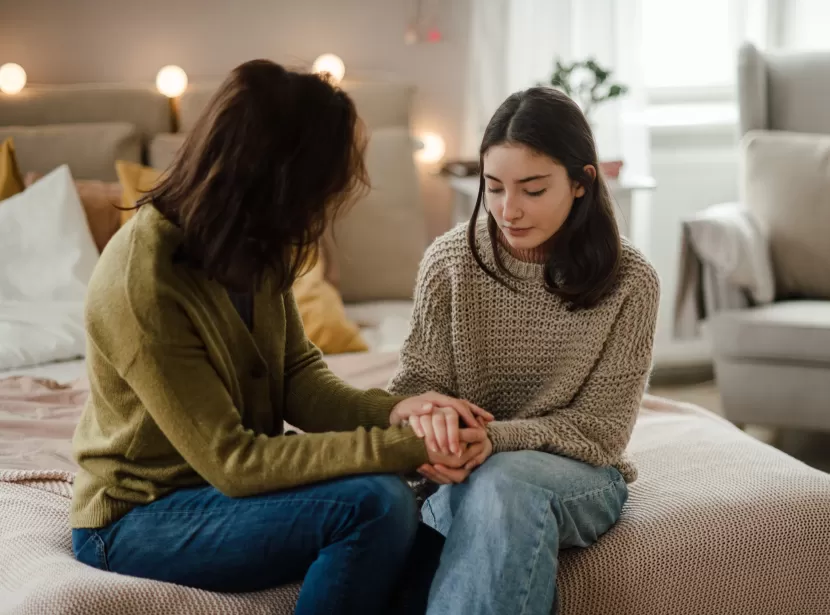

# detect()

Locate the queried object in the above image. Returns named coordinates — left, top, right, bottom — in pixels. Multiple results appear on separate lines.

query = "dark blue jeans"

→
left=72, top=474, right=435, bottom=615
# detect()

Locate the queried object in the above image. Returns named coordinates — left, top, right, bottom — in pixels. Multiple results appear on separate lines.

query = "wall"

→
left=0, top=0, right=471, bottom=237
left=648, top=123, right=740, bottom=367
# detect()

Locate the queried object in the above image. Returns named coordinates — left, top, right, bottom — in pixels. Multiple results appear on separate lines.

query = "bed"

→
left=1, top=83, right=829, bottom=615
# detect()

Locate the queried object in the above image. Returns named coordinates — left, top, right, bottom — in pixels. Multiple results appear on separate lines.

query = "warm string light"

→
left=415, top=132, right=446, bottom=164
left=0, top=63, right=27, bottom=95
left=155, top=65, right=188, bottom=98
left=312, top=54, right=346, bottom=84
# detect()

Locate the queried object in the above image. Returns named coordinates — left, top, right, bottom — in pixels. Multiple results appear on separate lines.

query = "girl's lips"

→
left=503, top=227, right=532, bottom=236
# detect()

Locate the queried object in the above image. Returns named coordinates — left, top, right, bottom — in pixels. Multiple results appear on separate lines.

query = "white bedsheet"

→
left=0, top=358, right=86, bottom=382
left=345, top=300, right=413, bottom=353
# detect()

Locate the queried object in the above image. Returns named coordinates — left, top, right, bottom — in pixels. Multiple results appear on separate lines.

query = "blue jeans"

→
left=422, top=451, right=629, bottom=615
left=72, top=474, right=422, bottom=615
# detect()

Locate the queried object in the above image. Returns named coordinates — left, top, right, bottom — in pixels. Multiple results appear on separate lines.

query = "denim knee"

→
left=458, top=453, right=554, bottom=521
left=354, top=475, right=419, bottom=547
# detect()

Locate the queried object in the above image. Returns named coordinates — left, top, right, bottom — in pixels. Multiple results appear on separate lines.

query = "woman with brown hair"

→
left=69, top=59, right=491, bottom=615
left=391, top=87, right=660, bottom=614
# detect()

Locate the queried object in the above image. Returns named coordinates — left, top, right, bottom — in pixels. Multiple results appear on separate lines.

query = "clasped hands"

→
left=390, top=393, right=494, bottom=484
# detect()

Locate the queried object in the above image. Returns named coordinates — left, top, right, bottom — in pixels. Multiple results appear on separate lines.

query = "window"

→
left=641, top=0, right=767, bottom=99
left=782, top=0, right=830, bottom=50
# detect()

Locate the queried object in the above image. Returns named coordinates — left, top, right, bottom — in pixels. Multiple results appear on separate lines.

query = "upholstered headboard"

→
left=176, top=80, right=415, bottom=133
left=0, top=85, right=171, bottom=180
left=1, top=79, right=427, bottom=301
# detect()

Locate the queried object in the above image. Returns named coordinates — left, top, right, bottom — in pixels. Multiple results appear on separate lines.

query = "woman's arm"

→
left=115, top=293, right=428, bottom=498
left=486, top=273, right=660, bottom=469
left=281, top=290, right=407, bottom=432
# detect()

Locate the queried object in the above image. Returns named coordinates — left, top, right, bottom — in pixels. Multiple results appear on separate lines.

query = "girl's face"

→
left=482, top=143, right=594, bottom=251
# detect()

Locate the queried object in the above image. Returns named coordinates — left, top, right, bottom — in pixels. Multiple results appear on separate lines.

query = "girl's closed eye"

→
left=525, top=188, right=547, bottom=197
left=486, top=186, right=504, bottom=194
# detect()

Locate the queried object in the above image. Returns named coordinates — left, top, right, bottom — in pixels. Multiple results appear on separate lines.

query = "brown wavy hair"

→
left=467, top=87, right=621, bottom=310
left=140, top=59, right=368, bottom=292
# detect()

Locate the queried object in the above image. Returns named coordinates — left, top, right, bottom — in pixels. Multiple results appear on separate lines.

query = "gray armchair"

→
left=706, top=43, right=830, bottom=432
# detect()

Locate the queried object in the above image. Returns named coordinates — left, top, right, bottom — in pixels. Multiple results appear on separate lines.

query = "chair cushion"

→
left=710, top=301, right=830, bottom=364
left=742, top=130, right=830, bottom=300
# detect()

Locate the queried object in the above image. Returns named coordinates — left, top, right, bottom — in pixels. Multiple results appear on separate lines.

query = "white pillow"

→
left=0, top=165, right=98, bottom=369
left=0, top=164, right=98, bottom=302
left=0, top=301, right=86, bottom=371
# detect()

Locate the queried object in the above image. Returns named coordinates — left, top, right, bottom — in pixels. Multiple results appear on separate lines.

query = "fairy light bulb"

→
left=155, top=65, right=188, bottom=98
left=415, top=132, right=446, bottom=163
left=312, top=53, right=346, bottom=84
left=0, top=63, right=27, bottom=95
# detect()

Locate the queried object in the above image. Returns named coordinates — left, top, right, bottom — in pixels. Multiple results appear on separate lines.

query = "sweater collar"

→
left=475, top=219, right=547, bottom=282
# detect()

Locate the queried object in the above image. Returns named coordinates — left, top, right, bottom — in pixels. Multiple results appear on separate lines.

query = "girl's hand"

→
left=420, top=435, right=487, bottom=483
left=418, top=427, right=493, bottom=484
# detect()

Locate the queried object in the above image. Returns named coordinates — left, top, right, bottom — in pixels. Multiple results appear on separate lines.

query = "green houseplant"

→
left=541, top=58, right=628, bottom=123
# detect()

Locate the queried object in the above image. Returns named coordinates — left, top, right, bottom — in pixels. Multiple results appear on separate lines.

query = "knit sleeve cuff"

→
left=486, top=421, right=524, bottom=454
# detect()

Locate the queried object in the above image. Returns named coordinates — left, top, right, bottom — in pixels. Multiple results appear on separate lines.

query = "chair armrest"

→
left=683, top=201, right=775, bottom=304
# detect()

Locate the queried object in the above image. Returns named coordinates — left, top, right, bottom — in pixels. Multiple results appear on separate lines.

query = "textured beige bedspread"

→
left=1, top=352, right=828, bottom=614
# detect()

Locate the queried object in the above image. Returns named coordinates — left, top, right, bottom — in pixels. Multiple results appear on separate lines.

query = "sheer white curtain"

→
left=462, top=0, right=649, bottom=178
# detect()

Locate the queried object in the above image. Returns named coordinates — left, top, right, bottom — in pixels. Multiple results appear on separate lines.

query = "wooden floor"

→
left=650, top=380, right=830, bottom=474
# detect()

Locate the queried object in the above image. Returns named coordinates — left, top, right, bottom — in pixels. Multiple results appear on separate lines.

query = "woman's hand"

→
left=390, top=394, right=494, bottom=455
left=418, top=427, right=493, bottom=484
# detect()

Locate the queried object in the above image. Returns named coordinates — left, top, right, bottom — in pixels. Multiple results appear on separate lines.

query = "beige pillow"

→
left=149, top=133, right=186, bottom=170
left=0, top=123, right=140, bottom=181
left=741, top=130, right=830, bottom=299
left=330, top=127, right=427, bottom=302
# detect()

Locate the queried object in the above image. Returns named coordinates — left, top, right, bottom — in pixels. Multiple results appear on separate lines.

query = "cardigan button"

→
left=250, top=365, right=266, bottom=379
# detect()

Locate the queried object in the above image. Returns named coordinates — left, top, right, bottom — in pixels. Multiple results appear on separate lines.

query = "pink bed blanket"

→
left=1, top=353, right=829, bottom=614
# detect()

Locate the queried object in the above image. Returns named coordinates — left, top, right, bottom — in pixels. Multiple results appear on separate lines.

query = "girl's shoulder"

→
left=616, top=237, right=661, bottom=302
left=420, top=223, right=475, bottom=274
left=425, top=222, right=471, bottom=260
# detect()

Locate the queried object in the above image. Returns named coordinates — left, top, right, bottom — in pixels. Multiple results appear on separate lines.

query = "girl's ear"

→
left=573, top=165, right=596, bottom=198
left=584, top=164, right=597, bottom=182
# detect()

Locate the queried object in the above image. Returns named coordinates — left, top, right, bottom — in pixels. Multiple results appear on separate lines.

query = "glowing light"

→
left=415, top=132, right=446, bottom=163
left=312, top=53, right=346, bottom=84
left=155, top=65, right=188, bottom=98
left=0, top=63, right=27, bottom=95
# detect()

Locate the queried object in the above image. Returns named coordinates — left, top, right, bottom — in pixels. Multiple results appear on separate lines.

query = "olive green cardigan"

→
left=71, top=205, right=427, bottom=529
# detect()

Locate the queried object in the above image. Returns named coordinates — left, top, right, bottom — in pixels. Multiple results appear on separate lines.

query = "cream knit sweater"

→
left=389, top=222, right=660, bottom=482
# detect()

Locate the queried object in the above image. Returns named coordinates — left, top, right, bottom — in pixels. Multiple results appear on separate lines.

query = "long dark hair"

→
left=467, top=87, right=621, bottom=310
left=141, top=59, right=368, bottom=292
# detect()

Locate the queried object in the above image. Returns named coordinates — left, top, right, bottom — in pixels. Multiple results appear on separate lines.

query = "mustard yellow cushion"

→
left=115, top=160, right=163, bottom=225
left=0, top=138, right=25, bottom=201
left=114, top=160, right=366, bottom=354
left=293, top=252, right=368, bottom=354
